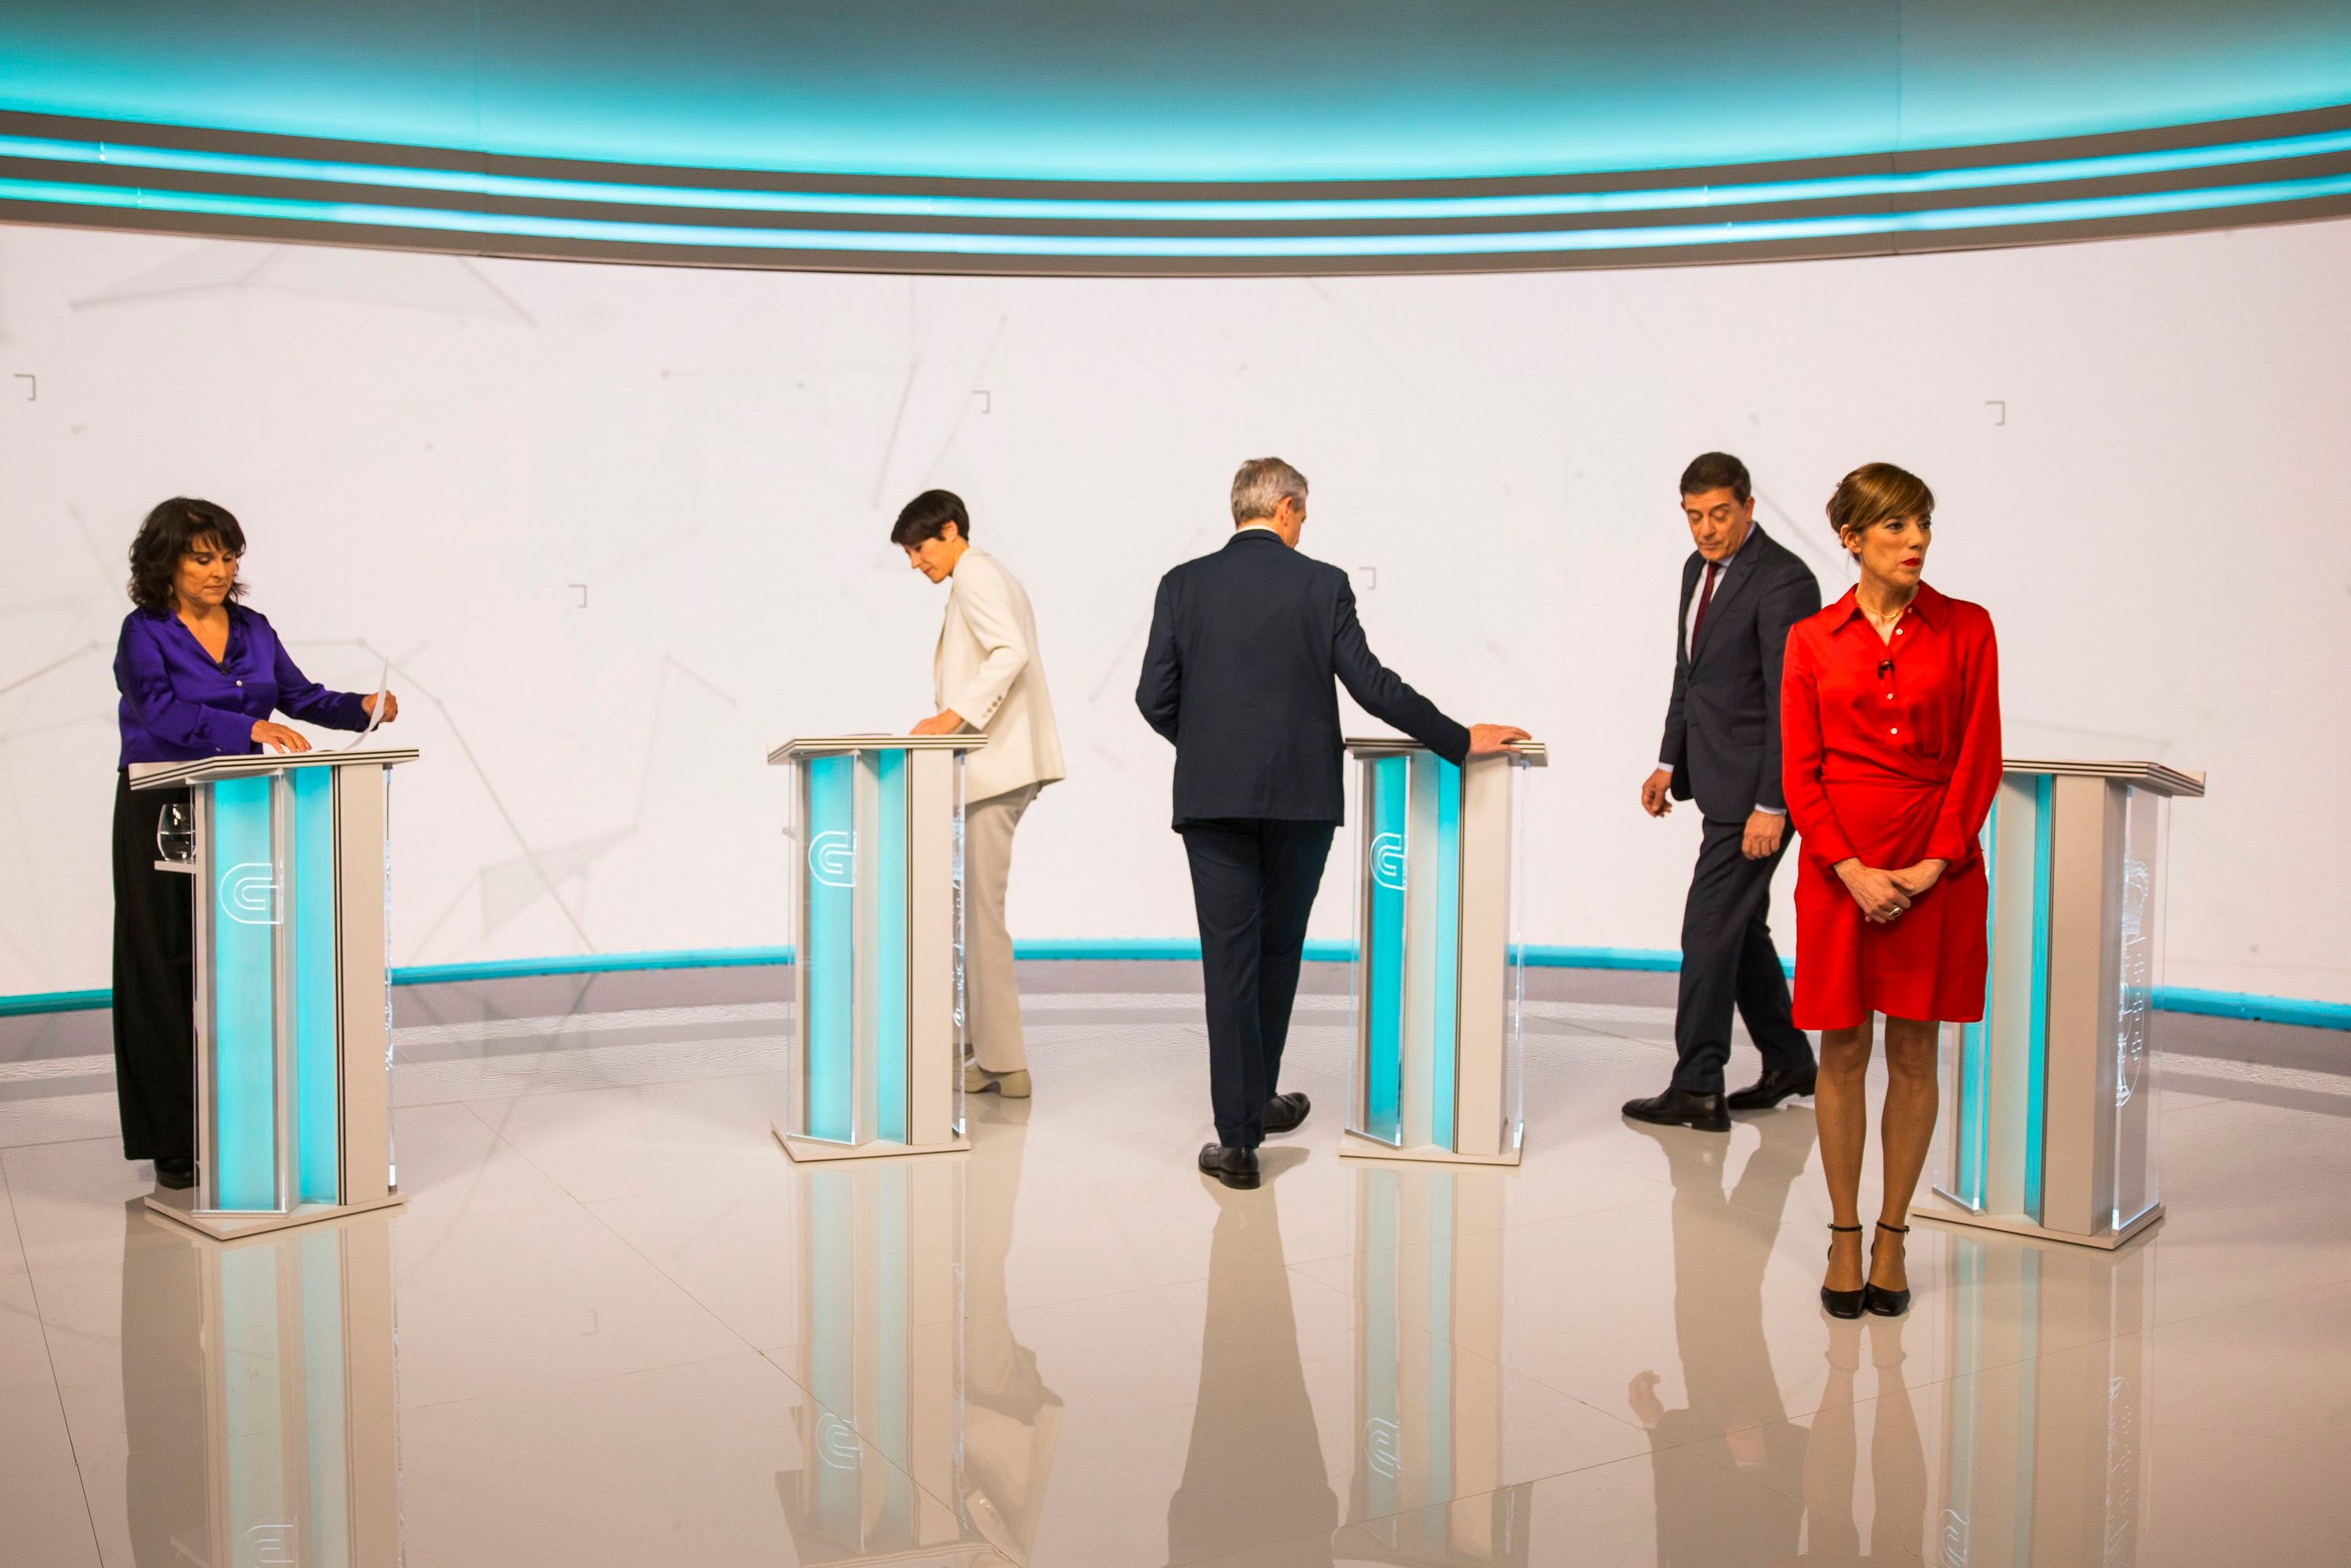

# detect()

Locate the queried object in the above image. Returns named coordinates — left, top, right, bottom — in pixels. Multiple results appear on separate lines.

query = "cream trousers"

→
left=965, top=782, right=1039, bottom=1073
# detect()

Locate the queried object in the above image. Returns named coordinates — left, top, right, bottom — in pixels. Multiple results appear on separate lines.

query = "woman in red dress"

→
left=1781, top=463, right=2000, bottom=1320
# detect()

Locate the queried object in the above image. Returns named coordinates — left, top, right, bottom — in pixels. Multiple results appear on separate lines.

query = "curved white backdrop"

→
left=1, top=219, right=2344, bottom=1003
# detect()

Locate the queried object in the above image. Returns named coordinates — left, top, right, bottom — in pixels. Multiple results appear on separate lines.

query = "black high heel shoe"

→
left=1820, top=1223, right=1865, bottom=1319
left=1863, top=1221, right=1912, bottom=1316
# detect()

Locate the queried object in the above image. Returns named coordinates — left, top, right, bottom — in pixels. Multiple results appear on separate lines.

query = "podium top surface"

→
left=2001, top=758, right=2204, bottom=798
left=128, top=746, right=420, bottom=790
left=1346, top=736, right=1549, bottom=768
left=768, top=733, right=991, bottom=765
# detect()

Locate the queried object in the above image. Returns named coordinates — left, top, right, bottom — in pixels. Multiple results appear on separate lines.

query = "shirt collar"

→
left=1700, top=523, right=1760, bottom=574
left=1230, top=524, right=1285, bottom=544
left=1829, top=580, right=1946, bottom=634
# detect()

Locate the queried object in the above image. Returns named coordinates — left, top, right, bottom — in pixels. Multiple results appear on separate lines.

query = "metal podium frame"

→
left=129, top=747, right=417, bottom=1240
left=1339, top=738, right=1545, bottom=1168
left=768, top=735, right=984, bottom=1163
left=1920, top=758, right=2204, bottom=1251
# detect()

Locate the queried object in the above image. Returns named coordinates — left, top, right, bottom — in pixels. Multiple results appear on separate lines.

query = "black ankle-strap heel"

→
left=1863, top=1222, right=1912, bottom=1316
left=1821, top=1224, right=1866, bottom=1319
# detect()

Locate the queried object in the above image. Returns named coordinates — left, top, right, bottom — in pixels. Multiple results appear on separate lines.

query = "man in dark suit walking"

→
left=1625, top=451, right=1822, bottom=1132
left=1137, top=457, right=1528, bottom=1189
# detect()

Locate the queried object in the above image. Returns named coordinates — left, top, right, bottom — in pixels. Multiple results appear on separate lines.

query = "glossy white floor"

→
left=2, top=963, right=2346, bottom=1567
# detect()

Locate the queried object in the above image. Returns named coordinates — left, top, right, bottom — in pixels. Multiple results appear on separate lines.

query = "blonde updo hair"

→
left=1827, top=463, right=1934, bottom=555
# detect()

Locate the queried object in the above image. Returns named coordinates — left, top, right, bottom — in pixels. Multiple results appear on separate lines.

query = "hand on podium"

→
left=1467, top=723, right=1531, bottom=759
left=910, top=708, right=966, bottom=737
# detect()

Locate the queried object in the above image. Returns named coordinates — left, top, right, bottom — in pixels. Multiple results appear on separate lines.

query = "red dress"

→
left=1780, top=582, right=2001, bottom=1029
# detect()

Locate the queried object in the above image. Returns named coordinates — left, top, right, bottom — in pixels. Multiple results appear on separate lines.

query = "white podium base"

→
left=1915, top=1197, right=2164, bottom=1251
left=772, top=1124, right=970, bottom=1163
left=1336, top=1127, right=1524, bottom=1168
left=144, top=1185, right=405, bottom=1241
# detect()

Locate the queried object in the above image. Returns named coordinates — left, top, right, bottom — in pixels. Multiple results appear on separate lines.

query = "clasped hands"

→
left=1835, top=857, right=1947, bottom=924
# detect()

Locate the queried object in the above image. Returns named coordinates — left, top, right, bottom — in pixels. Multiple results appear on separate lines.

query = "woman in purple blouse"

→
left=111, top=498, right=397, bottom=1190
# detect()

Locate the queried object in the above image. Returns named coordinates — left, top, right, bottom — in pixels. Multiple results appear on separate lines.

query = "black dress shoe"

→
left=1197, top=1143, right=1262, bottom=1190
left=1821, top=1223, right=1866, bottom=1318
left=153, top=1157, right=195, bottom=1191
left=1262, top=1092, right=1311, bottom=1135
left=1726, top=1066, right=1818, bottom=1111
left=1863, top=1222, right=1913, bottom=1316
left=1621, top=1087, right=1730, bottom=1132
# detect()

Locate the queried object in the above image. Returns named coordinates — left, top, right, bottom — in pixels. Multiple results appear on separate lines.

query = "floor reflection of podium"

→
left=122, top=1204, right=400, bottom=1567
left=1346, top=1165, right=1532, bottom=1564
left=1932, top=1233, right=2154, bottom=1567
left=777, top=1118, right=1060, bottom=1566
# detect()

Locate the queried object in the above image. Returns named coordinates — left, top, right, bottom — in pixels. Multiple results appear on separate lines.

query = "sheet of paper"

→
left=339, top=662, right=391, bottom=751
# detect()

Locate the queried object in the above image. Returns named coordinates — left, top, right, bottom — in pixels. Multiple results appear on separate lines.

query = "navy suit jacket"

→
left=1658, top=523, right=1822, bottom=823
left=1136, top=530, right=1470, bottom=827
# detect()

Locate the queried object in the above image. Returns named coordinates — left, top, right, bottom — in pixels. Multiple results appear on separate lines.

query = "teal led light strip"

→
left=291, top=766, right=340, bottom=1204
left=2023, top=778, right=2055, bottom=1224
left=6, top=168, right=2351, bottom=259
left=803, top=755, right=855, bottom=1144
left=1364, top=757, right=1408, bottom=1145
left=1430, top=759, right=1462, bottom=1151
left=7, top=124, right=2351, bottom=224
left=873, top=750, right=907, bottom=1145
left=1957, top=803, right=1998, bottom=1211
left=210, top=774, right=277, bottom=1211
left=10, top=950, right=2349, bottom=1025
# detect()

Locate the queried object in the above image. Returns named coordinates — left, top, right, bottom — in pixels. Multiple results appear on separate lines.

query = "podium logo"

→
left=1365, top=1416, right=1402, bottom=1479
left=817, top=1410, right=863, bottom=1469
left=219, top=862, right=281, bottom=925
left=244, top=1522, right=298, bottom=1565
left=809, top=831, right=857, bottom=889
left=1371, top=832, right=1407, bottom=892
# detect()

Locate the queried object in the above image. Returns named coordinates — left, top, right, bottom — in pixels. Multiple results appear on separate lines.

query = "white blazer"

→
left=935, top=547, right=1066, bottom=802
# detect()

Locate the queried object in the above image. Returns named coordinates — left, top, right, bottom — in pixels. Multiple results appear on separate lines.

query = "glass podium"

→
left=129, top=747, right=417, bottom=1239
left=1924, top=759, right=2204, bottom=1250
left=769, top=735, right=982, bottom=1161
left=1340, top=739, right=1545, bottom=1168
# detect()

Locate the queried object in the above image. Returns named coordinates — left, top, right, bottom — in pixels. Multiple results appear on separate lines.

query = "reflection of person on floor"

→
left=1167, top=1182, right=1337, bottom=1566
left=1801, top=1318, right=1927, bottom=1564
left=1625, top=1110, right=1817, bottom=1564
left=118, top=1200, right=212, bottom=1566
left=960, top=1103, right=1064, bottom=1559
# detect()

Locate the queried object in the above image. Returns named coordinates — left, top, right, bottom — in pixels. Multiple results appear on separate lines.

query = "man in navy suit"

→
left=1626, top=451, right=1822, bottom=1132
left=1137, top=457, right=1528, bottom=1189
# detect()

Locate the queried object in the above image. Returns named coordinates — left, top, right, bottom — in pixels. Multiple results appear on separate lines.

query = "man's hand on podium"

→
left=910, top=709, right=967, bottom=737
left=1467, top=723, right=1532, bottom=758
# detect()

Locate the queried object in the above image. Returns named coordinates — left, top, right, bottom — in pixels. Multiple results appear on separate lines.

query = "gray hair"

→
left=1230, top=456, right=1308, bottom=525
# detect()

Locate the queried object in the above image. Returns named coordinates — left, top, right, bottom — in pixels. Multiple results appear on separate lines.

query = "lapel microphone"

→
left=1878, top=659, right=1894, bottom=679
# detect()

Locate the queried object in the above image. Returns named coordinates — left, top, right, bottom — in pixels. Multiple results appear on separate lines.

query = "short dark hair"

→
left=128, top=498, right=248, bottom=612
left=1828, top=462, right=1935, bottom=548
left=890, top=489, right=970, bottom=549
left=1679, top=452, right=1751, bottom=505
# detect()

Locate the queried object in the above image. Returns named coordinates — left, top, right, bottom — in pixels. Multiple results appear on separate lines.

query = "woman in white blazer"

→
left=895, top=491, right=1067, bottom=1096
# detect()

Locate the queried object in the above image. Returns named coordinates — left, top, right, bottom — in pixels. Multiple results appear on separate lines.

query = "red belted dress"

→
left=1780, top=582, right=2001, bottom=1030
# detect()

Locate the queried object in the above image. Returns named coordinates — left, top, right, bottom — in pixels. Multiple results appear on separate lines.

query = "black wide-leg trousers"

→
left=110, top=770, right=195, bottom=1162
left=1179, top=818, right=1336, bottom=1150
left=1670, top=814, right=1814, bottom=1096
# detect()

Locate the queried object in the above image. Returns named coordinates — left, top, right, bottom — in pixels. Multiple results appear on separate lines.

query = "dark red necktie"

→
left=1690, top=562, right=1719, bottom=649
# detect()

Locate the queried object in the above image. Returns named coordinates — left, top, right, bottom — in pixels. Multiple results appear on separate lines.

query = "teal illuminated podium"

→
left=1342, top=739, right=1545, bottom=1168
left=770, top=735, right=983, bottom=1162
left=130, top=748, right=416, bottom=1240
left=1923, top=759, right=2204, bottom=1250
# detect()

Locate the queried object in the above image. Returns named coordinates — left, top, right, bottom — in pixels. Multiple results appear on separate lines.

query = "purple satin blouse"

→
left=114, top=605, right=371, bottom=766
